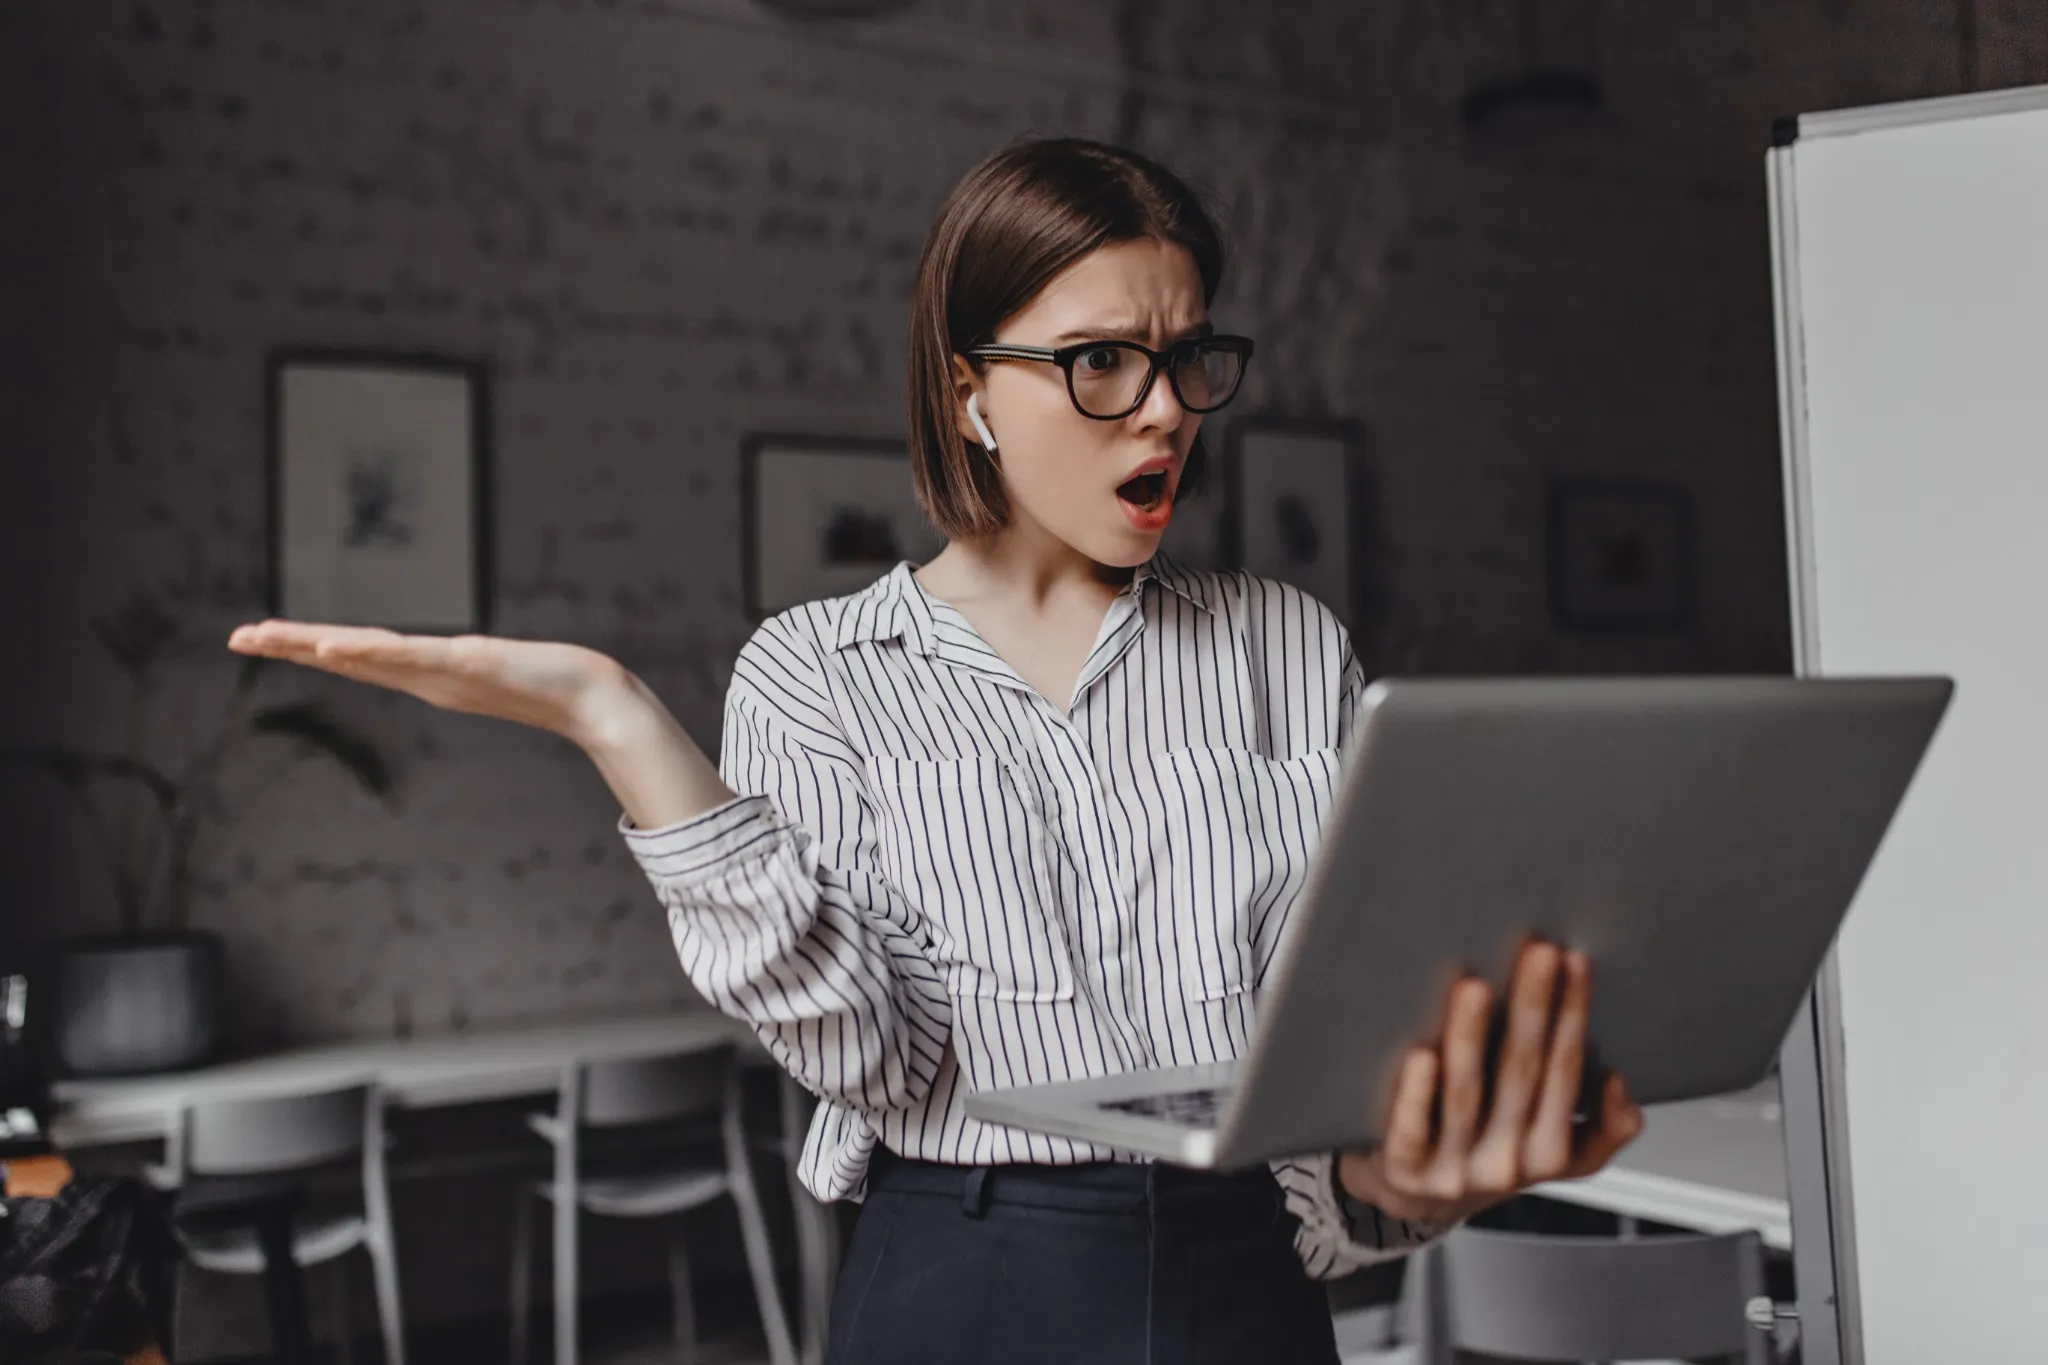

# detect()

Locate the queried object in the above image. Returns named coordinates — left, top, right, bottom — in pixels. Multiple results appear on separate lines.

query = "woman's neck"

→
left=912, top=530, right=1143, bottom=712
left=915, top=527, right=1137, bottom=615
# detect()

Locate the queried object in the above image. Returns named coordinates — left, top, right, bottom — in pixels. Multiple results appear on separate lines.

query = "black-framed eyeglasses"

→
left=965, top=334, right=1254, bottom=420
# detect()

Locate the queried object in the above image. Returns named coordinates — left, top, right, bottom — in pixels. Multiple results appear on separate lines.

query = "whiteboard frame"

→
left=1769, top=136, right=1857, bottom=1365
left=1786, top=83, right=2048, bottom=143
left=1768, top=79, right=2048, bottom=1365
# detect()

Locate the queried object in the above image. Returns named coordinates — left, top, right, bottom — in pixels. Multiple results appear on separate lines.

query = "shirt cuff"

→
left=1327, top=1154, right=1458, bottom=1256
left=620, top=793, right=784, bottom=884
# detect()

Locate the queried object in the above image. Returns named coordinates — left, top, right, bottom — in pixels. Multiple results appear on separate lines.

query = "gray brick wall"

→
left=6, top=0, right=1137, bottom=1043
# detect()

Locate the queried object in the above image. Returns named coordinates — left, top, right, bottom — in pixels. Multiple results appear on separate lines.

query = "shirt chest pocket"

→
left=865, top=752, right=1076, bottom=1004
left=1154, top=745, right=1342, bottom=1002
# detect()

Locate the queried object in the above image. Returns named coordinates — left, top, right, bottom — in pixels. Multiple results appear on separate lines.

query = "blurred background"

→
left=2, top=2, right=2044, bottom=1360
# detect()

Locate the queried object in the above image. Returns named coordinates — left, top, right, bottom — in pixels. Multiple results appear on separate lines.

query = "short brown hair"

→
left=906, top=137, right=1226, bottom=541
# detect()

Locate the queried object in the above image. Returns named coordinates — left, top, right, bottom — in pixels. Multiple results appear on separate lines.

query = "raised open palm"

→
left=226, top=621, right=624, bottom=741
left=230, top=620, right=731, bottom=834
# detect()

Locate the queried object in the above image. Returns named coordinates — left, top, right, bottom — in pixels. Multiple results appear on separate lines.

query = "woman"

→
left=230, top=137, right=1642, bottom=1363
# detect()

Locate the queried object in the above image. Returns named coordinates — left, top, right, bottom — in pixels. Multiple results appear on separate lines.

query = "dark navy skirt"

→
left=824, top=1150, right=1341, bottom=1365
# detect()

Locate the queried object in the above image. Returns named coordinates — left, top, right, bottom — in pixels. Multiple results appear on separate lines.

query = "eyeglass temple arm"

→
left=965, top=344, right=1058, bottom=362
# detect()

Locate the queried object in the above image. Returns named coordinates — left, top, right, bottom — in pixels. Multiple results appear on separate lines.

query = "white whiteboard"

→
left=1774, top=87, right=2048, bottom=1365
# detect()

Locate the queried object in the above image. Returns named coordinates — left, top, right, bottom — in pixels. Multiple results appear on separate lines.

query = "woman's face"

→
left=954, top=237, right=1209, bottom=569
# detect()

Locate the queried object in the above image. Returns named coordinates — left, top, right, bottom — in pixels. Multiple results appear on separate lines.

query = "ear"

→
left=949, top=352, right=988, bottom=451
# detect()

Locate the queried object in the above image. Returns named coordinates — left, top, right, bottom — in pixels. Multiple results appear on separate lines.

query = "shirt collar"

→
left=828, top=562, right=932, bottom=654
left=1134, top=551, right=1214, bottom=614
left=826, top=551, right=1212, bottom=655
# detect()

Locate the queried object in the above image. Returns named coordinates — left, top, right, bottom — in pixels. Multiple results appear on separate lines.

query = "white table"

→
left=51, top=1006, right=836, bottom=1364
left=1532, top=1080, right=1791, bottom=1249
left=51, top=1007, right=761, bottom=1147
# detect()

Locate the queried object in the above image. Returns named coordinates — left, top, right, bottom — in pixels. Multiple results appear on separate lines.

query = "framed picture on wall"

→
left=741, top=433, right=945, bottom=619
left=268, top=351, right=491, bottom=632
left=1546, top=477, right=1696, bottom=631
left=1228, top=420, right=1359, bottom=624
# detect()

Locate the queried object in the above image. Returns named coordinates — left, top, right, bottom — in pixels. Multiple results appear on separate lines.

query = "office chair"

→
left=159, top=1082, right=404, bottom=1365
left=1410, top=1223, right=1787, bottom=1365
left=508, top=1045, right=796, bottom=1365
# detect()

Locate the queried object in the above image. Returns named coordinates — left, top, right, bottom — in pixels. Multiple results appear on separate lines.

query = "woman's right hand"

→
left=227, top=620, right=736, bottom=829
left=226, top=621, right=626, bottom=743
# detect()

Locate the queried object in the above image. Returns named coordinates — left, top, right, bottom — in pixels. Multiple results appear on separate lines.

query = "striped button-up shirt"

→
left=624, top=553, right=1442, bottom=1276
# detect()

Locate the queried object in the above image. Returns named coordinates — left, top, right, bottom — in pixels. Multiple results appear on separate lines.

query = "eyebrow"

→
left=1046, top=319, right=1215, bottom=346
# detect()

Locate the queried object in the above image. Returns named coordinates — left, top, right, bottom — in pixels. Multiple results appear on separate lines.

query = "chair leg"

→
left=362, top=1092, right=405, bottom=1365
left=366, top=1227, right=405, bottom=1365
left=666, top=1222, right=699, bottom=1365
left=793, top=1197, right=838, bottom=1365
left=727, top=1157, right=798, bottom=1365
left=254, top=1205, right=313, bottom=1365
left=509, top=1189, right=536, bottom=1365
left=778, top=1072, right=835, bottom=1365
left=553, top=1189, right=579, bottom=1365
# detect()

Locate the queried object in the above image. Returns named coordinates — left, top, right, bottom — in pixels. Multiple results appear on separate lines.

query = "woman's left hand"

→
left=1336, top=941, right=1645, bottom=1225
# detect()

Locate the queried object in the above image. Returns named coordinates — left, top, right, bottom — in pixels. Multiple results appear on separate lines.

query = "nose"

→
left=1131, top=357, right=1189, bottom=433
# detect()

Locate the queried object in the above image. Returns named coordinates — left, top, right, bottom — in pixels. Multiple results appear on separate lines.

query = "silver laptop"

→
left=965, top=675, right=1953, bottom=1169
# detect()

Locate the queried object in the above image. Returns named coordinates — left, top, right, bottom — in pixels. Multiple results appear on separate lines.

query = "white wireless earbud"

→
left=966, top=392, right=998, bottom=452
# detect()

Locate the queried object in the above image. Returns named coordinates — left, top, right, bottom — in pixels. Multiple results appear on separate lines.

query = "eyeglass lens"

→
left=1067, top=341, right=1244, bottom=418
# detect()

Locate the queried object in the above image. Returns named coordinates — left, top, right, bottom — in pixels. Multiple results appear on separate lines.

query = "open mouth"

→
left=1117, top=470, right=1170, bottom=512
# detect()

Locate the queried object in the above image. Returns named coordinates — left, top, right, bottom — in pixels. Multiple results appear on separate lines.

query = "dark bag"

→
left=0, top=1171, right=177, bottom=1364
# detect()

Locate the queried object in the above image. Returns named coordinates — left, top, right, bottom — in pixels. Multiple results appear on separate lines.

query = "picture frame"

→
left=267, top=350, right=491, bottom=632
left=1227, top=419, right=1361, bottom=625
left=740, top=433, right=945, bottom=619
left=1545, top=477, right=1696, bottom=632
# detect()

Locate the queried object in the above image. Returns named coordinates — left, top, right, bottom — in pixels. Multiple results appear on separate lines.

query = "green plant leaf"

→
left=249, top=702, right=397, bottom=801
left=92, top=593, right=183, bottom=688
left=0, top=746, right=182, bottom=933
left=0, top=747, right=179, bottom=808
left=235, top=654, right=272, bottom=695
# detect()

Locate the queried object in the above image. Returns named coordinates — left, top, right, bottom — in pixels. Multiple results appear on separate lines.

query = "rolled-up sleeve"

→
left=624, top=620, right=951, bottom=1117
left=1272, top=1153, right=1455, bottom=1278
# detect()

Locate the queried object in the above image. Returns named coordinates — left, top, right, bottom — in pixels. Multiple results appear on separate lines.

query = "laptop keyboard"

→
left=1101, top=1086, right=1230, bottom=1129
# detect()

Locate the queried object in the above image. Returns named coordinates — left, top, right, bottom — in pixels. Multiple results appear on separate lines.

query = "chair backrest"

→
left=184, top=1083, right=371, bottom=1177
left=577, top=1046, right=734, bottom=1129
left=1433, top=1225, right=1769, bottom=1365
